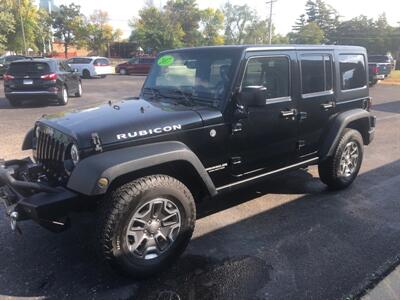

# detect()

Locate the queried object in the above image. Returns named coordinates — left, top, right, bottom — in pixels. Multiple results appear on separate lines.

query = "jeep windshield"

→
left=143, top=48, right=241, bottom=108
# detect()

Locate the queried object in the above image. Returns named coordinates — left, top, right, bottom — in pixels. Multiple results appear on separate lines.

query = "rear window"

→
left=94, top=58, right=110, bottom=66
left=301, top=54, right=333, bottom=95
left=368, top=55, right=390, bottom=63
left=8, top=62, right=50, bottom=75
left=339, top=54, right=367, bottom=90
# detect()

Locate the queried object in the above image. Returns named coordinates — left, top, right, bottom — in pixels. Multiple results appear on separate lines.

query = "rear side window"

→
left=94, top=58, right=110, bottom=66
left=242, top=56, right=290, bottom=100
left=301, top=54, right=333, bottom=95
left=8, top=62, right=50, bottom=75
left=340, top=54, right=366, bottom=90
left=69, top=58, right=92, bottom=64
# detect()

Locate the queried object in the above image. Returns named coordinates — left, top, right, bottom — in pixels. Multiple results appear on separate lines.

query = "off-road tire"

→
left=82, top=69, right=91, bottom=79
left=318, top=128, right=364, bottom=190
left=97, top=175, right=196, bottom=278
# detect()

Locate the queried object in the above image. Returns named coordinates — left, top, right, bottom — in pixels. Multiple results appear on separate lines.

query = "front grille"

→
left=35, top=125, right=70, bottom=180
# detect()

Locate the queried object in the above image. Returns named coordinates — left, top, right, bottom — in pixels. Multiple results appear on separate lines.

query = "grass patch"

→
left=385, top=70, right=400, bottom=82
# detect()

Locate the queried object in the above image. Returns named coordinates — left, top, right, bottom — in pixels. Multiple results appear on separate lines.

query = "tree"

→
left=0, top=1, right=15, bottom=51
left=35, top=9, right=52, bottom=54
left=129, top=6, right=184, bottom=51
left=164, top=0, right=202, bottom=47
left=200, top=8, right=224, bottom=45
left=289, top=22, right=324, bottom=44
left=223, top=3, right=257, bottom=44
left=84, top=10, right=122, bottom=56
left=52, top=3, right=85, bottom=58
left=6, top=0, right=39, bottom=53
left=243, top=19, right=270, bottom=44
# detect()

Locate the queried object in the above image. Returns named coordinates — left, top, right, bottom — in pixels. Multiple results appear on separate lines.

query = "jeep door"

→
left=296, top=51, right=335, bottom=156
left=230, top=51, right=299, bottom=175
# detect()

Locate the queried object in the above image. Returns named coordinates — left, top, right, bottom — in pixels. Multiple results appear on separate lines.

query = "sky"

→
left=49, top=0, right=400, bottom=38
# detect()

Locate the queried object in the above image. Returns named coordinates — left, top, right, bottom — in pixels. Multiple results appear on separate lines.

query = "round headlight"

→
left=70, top=144, right=80, bottom=165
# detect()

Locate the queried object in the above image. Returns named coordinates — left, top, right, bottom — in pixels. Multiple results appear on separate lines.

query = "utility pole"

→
left=266, top=0, right=277, bottom=45
left=17, top=0, right=27, bottom=55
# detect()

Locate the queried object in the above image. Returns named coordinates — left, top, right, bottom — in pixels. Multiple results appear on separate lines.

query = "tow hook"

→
left=10, top=211, right=21, bottom=234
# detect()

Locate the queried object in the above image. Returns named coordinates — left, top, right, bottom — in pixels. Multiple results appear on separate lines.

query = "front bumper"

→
left=0, top=158, right=78, bottom=232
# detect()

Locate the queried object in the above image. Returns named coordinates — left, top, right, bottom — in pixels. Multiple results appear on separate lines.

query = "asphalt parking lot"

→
left=0, top=77, right=400, bottom=299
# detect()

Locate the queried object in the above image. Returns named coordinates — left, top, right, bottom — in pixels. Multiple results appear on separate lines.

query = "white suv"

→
left=67, top=56, right=114, bottom=78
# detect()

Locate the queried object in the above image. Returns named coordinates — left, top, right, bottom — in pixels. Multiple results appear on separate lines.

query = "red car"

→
left=115, top=57, right=155, bottom=75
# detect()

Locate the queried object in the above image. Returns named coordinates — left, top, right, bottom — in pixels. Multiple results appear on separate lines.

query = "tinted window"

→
left=8, top=62, right=50, bottom=75
left=69, top=58, right=92, bottom=64
left=243, top=56, right=290, bottom=99
left=340, top=54, right=366, bottom=90
left=94, top=58, right=109, bottom=66
left=139, top=58, right=155, bottom=64
left=128, top=58, right=138, bottom=64
left=301, top=54, right=333, bottom=94
left=368, top=55, right=390, bottom=63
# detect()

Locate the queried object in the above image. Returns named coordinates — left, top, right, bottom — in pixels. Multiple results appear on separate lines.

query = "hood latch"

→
left=91, top=132, right=103, bottom=152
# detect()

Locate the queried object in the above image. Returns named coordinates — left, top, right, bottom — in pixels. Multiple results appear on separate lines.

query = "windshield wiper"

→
left=163, top=88, right=195, bottom=106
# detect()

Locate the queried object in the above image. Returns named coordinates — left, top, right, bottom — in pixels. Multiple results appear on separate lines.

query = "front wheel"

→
left=97, top=175, right=196, bottom=278
left=318, top=129, right=364, bottom=190
left=57, top=86, right=68, bottom=105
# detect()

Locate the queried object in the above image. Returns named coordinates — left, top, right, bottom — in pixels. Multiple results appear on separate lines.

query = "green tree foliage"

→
left=84, top=10, right=123, bottom=56
left=0, top=1, right=15, bottom=51
left=223, top=3, right=257, bottom=44
left=332, top=14, right=399, bottom=54
left=129, top=6, right=184, bottom=51
left=289, top=22, right=324, bottom=44
left=52, top=3, right=85, bottom=57
left=6, top=0, right=39, bottom=53
left=200, top=8, right=224, bottom=45
left=165, top=0, right=202, bottom=47
left=292, top=0, right=339, bottom=43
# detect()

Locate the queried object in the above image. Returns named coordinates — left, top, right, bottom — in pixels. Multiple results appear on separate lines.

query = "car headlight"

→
left=70, top=144, right=80, bottom=165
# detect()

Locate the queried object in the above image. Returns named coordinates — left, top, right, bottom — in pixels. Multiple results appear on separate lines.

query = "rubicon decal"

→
left=116, top=124, right=182, bottom=140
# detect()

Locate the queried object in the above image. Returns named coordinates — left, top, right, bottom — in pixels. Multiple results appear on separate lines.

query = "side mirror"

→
left=238, top=86, right=268, bottom=107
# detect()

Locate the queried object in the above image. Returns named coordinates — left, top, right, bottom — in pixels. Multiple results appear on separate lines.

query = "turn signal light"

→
left=41, top=73, right=58, bottom=80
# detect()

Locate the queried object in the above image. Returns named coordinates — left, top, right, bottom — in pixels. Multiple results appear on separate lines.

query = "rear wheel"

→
left=82, top=69, right=91, bottom=79
left=74, top=81, right=82, bottom=97
left=97, top=175, right=196, bottom=278
left=318, top=129, right=363, bottom=190
left=57, top=85, right=68, bottom=105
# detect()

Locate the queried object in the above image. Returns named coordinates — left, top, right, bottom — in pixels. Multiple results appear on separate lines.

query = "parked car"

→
left=0, top=55, right=27, bottom=77
left=66, top=56, right=114, bottom=78
left=3, top=58, right=82, bottom=106
left=115, top=57, right=155, bottom=75
left=0, top=45, right=375, bottom=278
left=368, top=63, right=385, bottom=86
left=368, top=55, right=392, bottom=77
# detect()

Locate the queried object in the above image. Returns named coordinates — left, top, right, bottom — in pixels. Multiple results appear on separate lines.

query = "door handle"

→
left=321, top=102, right=335, bottom=110
left=280, top=109, right=296, bottom=119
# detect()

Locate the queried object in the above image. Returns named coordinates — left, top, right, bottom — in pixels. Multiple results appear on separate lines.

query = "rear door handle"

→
left=280, top=109, right=296, bottom=118
left=321, top=102, right=335, bottom=110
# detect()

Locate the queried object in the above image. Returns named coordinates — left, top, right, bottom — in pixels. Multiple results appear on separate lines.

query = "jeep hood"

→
left=38, top=97, right=222, bottom=149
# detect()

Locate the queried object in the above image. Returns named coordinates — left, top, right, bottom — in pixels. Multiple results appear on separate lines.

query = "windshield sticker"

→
left=157, top=55, right=174, bottom=67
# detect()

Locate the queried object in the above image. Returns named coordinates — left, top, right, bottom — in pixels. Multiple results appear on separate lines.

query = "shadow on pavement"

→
left=372, top=100, right=400, bottom=114
left=1, top=160, right=400, bottom=299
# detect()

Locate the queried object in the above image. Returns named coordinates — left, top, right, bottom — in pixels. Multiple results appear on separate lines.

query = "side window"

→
left=301, top=54, right=333, bottom=95
left=339, top=54, right=366, bottom=90
left=242, top=56, right=290, bottom=100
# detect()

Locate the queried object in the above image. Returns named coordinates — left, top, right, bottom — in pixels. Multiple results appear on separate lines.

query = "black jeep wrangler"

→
left=0, top=45, right=375, bottom=277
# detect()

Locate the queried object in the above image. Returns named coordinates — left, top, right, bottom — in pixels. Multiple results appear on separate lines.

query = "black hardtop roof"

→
left=9, top=58, right=59, bottom=64
left=161, top=44, right=366, bottom=54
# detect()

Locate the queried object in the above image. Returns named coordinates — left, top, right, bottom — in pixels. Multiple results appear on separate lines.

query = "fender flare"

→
left=67, top=141, right=217, bottom=196
left=319, top=109, right=372, bottom=160
left=21, top=128, right=34, bottom=150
